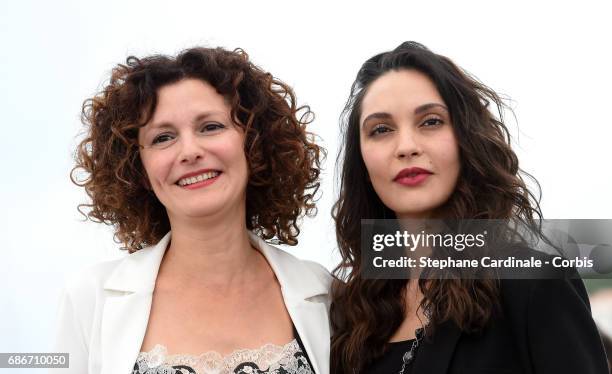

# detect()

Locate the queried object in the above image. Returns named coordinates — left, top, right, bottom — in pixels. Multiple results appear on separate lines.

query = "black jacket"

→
left=409, top=271, right=609, bottom=374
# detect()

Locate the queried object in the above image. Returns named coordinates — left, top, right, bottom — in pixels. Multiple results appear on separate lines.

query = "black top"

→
left=365, top=338, right=417, bottom=374
left=336, top=263, right=609, bottom=374
left=411, top=272, right=608, bottom=374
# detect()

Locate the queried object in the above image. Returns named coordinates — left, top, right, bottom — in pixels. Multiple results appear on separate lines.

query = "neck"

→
left=396, top=218, right=434, bottom=280
left=159, top=204, right=265, bottom=290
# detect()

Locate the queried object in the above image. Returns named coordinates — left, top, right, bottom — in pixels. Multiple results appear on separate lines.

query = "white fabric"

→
left=53, top=231, right=331, bottom=374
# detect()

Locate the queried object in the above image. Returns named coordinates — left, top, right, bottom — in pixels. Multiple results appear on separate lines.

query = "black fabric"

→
left=365, top=338, right=417, bottom=374
left=338, top=265, right=609, bottom=374
left=413, top=270, right=609, bottom=374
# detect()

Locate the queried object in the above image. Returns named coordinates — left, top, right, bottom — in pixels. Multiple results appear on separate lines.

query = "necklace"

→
left=398, top=327, right=425, bottom=374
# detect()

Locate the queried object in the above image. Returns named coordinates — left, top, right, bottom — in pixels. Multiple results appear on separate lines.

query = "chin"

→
left=385, top=193, right=450, bottom=218
left=394, top=211, right=433, bottom=220
left=174, top=201, right=227, bottom=219
left=388, top=201, right=440, bottom=219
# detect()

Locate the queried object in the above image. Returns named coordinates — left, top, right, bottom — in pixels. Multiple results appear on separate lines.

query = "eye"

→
left=421, top=117, right=444, bottom=127
left=199, top=122, right=226, bottom=133
left=152, top=133, right=175, bottom=144
left=369, top=123, right=393, bottom=137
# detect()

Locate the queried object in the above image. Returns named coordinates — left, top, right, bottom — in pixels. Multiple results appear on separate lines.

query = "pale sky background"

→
left=1, top=0, right=611, bottom=368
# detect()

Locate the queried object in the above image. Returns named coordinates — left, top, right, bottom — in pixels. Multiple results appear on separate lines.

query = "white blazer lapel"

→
left=285, top=297, right=330, bottom=374
left=100, top=233, right=170, bottom=374
left=250, top=233, right=331, bottom=374
left=100, top=292, right=152, bottom=374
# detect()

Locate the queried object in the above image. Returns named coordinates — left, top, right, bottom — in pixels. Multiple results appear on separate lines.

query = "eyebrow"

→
left=414, top=103, right=448, bottom=115
left=361, top=112, right=392, bottom=128
left=361, top=103, right=449, bottom=128
left=146, top=111, right=225, bottom=131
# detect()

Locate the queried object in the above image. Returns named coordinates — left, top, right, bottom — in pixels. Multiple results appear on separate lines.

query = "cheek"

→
left=434, top=133, right=461, bottom=186
left=360, top=142, right=388, bottom=182
left=140, top=151, right=171, bottom=185
left=216, top=134, right=248, bottom=179
left=139, top=154, right=153, bottom=181
left=234, top=150, right=249, bottom=180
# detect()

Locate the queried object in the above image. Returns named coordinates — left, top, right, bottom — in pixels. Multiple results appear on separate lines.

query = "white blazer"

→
left=54, top=231, right=332, bottom=374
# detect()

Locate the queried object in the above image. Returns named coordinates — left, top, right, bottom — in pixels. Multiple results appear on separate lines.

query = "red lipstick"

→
left=394, top=167, right=432, bottom=186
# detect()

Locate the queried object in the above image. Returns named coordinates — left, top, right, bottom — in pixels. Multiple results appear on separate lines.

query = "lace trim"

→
left=133, top=339, right=313, bottom=374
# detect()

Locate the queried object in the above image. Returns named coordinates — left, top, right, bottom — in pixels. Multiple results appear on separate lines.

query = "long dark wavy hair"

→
left=330, top=41, right=544, bottom=373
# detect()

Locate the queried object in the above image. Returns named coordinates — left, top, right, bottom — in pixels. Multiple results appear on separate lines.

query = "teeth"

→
left=178, top=171, right=220, bottom=186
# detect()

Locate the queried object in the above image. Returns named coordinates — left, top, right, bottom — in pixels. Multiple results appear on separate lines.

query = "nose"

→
left=394, top=127, right=422, bottom=159
left=178, top=134, right=204, bottom=164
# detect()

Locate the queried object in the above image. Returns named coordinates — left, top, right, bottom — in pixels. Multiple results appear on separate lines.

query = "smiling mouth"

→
left=177, top=171, right=221, bottom=187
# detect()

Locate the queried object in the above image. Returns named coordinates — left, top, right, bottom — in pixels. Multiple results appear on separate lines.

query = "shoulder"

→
left=271, top=245, right=332, bottom=285
left=62, top=257, right=125, bottom=305
left=498, top=245, right=589, bottom=301
left=262, top=242, right=332, bottom=284
left=55, top=256, right=127, bottom=354
left=301, top=258, right=333, bottom=290
left=252, top=234, right=332, bottom=300
left=499, top=267, right=589, bottom=313
left=494, top=251, right=608, bottom=372
left=488, top=243, right=594, bottom=334
left=61, top=237, right=165, bottom=312
left=499, top=269, right=590, bottom=319
left=496, top=246, right=592, bottom=338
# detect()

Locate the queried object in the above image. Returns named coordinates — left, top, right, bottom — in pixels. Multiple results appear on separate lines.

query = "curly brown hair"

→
left=331, top=41, right=544, bottom=372
left=72, top=47, right=323, bottom=252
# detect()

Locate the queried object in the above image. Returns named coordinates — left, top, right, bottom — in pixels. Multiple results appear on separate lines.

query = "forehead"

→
left=360, top=69, right=444, bottom=121
left=151, top=78, right=229, bottom=121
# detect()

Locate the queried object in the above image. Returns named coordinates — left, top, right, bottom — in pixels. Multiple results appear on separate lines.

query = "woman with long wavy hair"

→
left=330, top=41, right=608, bottom=373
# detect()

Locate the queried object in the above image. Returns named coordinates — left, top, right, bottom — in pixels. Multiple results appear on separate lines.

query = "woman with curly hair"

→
left=330, top=42, right=608, bottom=373
left=55, top=47, right=330, bottom=374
